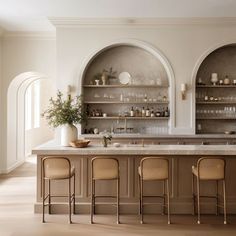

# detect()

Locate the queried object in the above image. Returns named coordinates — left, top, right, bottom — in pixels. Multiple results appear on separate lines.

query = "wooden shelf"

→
left=196, top=85, right=236, bottom=88
left=88, top=116, right=169, bottom=120
left=197, top=117, right=236, bottom=120
left=196, top=101, right=236, bottom=105
left=83, top=84, right=169, bottom=88
left=84, top=101, right=169, bottom=104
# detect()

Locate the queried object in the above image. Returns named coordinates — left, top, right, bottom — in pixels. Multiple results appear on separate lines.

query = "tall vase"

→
left=101, top=72, right=108, bottom=85
left=61, top=124, right=78, bottom=146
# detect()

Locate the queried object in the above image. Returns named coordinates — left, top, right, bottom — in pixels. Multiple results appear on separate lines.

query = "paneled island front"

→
left=33, top=141, right=236, bottom=215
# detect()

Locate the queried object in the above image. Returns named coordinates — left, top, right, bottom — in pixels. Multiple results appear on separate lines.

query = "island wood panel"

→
left=35, top=153, right=236, bottom=214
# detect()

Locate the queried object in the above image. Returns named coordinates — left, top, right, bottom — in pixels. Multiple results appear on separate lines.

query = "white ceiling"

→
left=1, top=0, right=236, bottom=31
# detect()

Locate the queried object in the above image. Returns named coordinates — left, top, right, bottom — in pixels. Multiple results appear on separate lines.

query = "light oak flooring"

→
left=1, top=157, right=236, bottom=236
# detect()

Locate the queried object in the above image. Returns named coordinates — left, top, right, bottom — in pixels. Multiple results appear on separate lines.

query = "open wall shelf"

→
left=81, top=44, right=171, bottom=135
left=195, top=44, right=236, bottom=134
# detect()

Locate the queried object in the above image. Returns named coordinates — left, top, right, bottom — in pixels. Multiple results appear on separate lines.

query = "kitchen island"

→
left=32, top=141, right=236, bottom=214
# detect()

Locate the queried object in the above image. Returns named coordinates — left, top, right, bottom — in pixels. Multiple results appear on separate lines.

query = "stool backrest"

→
left=42, top=156, right=71, bottom=179
left=92, top=157, right=119, bottom=180
left=197, top=157, right=225, bottom=180
left=140, top=157, right=169, bottom=180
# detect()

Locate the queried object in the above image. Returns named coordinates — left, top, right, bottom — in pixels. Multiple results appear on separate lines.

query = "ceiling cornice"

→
left=2, top=31, right=56, bottom=40
left=49, top=17, right=236, bottom=27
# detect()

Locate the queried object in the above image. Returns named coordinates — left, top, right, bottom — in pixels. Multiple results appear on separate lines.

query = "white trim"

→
left=3, top=31, right=56, bottom=40
left=0, top=159, right=25, bottom=174
left=50, top=17, right=236, bottom=28
left=191, top=41, right=236, bottom=134
left=78, top=38, right=176, bottom=133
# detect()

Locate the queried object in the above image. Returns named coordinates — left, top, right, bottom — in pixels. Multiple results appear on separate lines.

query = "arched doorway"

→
left=7, top=72, right=55, bottom=171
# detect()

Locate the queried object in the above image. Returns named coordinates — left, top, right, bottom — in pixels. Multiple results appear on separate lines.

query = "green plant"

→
left=105, top=67, right=117, bottom=79
left=93, top=72, right=102, bottom=82
left=42, top=91, right=86, bottom=128
left=102, top=133, right=112, bottom=147
left=93, top=67, right=117, bottom=82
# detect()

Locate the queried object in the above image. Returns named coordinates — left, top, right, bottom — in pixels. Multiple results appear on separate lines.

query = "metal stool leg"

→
left=48, top=179, right=51, bottom=214
left=197, top=177, right=201, bottom=224
left=93, top=180, right=96, bottom=215
left=167, top=179, right=171, bottom=224
left=117, top=177, right=120, bottom=224
left=42, top=178, right=45, bottom=223
left=162, top=180, right=166, bottom=215
left=138, top=175, right=141, bottom=215
left=223, top=179, right=227, bottom=225
left=192, top=173, right=196, bottom=215
left=216, top=180, right=219, bottom=216
left=73, top=174, right=76, bottom=214
left=140, top=177, right=144, bottom=224
left=90, top=179, right=94, bottom=224
left=68, top=178, right=72, bottom=224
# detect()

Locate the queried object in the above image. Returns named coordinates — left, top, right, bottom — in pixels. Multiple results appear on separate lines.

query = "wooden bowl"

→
left=70, top=139, right=90, bottom=148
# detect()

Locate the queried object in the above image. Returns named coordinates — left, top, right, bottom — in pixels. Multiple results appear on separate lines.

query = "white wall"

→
left=0, top=30, right=3, bottom=172
left=25, top=79, right=55, bottom=156
left=0, top=32, right=56, bottom=172
left=55, top=20, right=236, bottom=134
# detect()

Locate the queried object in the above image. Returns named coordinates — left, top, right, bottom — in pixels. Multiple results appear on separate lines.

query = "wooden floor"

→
left=1, top=157, right=236, bottom=236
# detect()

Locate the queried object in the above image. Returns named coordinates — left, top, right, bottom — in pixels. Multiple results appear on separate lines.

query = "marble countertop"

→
left=81, top=134, right=236, bottom=139
left=32, top=140, right=236, bottom=156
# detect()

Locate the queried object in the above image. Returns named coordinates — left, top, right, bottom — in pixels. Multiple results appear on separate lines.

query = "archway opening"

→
left=7, top=72, right=55, bottom=172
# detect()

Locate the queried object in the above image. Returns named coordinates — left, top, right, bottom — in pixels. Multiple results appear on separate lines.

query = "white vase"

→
left=61, top=124, right=78, bottom=146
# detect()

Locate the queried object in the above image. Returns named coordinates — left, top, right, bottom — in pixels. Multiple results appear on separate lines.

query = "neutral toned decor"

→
left=33, top=142, right=236, bottom=216
left=42, top=91, right=85, bottom=146
left=70, top=139, right=90, bottom=148
left=139, top=157, right=170, bottom=224
left=192, top=157, right=227, bottom=225
left=90, top=157, right=120, bottom=224
left=41, top=156, right=76, bottom=223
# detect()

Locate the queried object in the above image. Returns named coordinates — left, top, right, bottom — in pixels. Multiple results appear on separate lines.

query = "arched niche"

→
left=193, top=43, right=236, bottom=134
left=78, top=39, right=175, bottom=134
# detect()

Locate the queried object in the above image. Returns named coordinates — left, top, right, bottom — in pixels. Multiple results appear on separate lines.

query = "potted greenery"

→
left=42, top=91, right=86, bottom=146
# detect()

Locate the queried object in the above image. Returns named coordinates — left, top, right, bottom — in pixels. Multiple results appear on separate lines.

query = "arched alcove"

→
left=7, top=72, right=55, bottom=171
left=192, top=43, right=236, bottom=134
left=78, top=39, right=175, bottom=135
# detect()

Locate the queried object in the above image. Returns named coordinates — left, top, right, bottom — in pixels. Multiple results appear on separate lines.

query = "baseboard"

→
left=1, top=159, right=25, bottom=174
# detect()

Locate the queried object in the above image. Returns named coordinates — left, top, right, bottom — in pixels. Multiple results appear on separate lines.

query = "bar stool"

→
left=41, top=156, right=75, bottom=223
left=192, top=157, right=227, bottom=224
left=90, top=157, right=120, bottom=224
left=138, top=157, right=170, bottom=224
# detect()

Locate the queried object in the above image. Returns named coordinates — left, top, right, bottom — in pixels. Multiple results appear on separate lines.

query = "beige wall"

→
left=55, top=22, right=236, bottom=134
left=0, top=31, right=2, bottom=172
left=0, top=33, right=56, bottom=172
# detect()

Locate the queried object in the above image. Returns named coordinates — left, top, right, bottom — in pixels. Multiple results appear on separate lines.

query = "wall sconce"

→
left=66, top=85, right=72, bottom=95
left=181, top=83, right=187, bottom=100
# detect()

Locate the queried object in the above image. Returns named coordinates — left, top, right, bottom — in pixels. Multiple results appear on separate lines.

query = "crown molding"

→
left=49, top=17, right=236, bottom=28
left=2, top=31, right=56, bottom=40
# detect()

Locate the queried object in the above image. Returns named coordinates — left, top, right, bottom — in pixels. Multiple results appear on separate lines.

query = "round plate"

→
left=119, top=72, right=131, bottom=85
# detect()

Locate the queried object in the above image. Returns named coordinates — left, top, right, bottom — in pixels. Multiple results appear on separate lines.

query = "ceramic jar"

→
left=61, top=124, right=77, bottom=146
